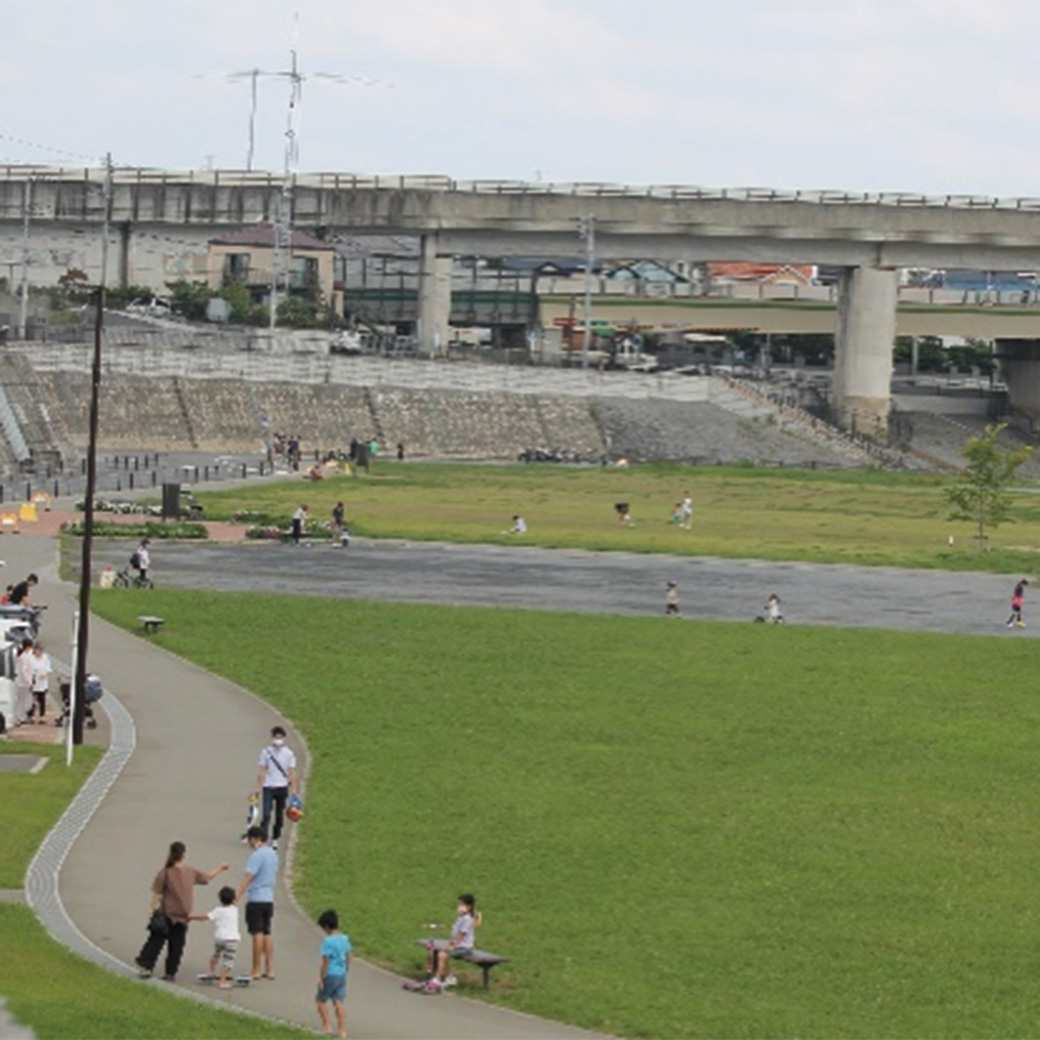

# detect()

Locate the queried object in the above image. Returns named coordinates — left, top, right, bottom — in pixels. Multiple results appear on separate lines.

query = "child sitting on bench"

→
left=432, top=893, right=481, bottom=989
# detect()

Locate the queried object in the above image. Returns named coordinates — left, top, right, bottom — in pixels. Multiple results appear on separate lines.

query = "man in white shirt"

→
left=255, top=726, right=298, bottom=850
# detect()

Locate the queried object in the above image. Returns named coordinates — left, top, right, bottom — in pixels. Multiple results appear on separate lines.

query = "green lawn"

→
left=0, top=905, right=308, bottom=1039
left=94, top=589, right=1040, bottom=1039
left=195, top=461, right=1040, bottom=572
left=0, top=744, right=308, bottom=1039
left=0, top=743, right=101, bottom=888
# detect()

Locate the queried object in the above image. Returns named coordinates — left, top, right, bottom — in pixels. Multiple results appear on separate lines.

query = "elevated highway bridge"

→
left=7, top=166, right=1040, bottom=433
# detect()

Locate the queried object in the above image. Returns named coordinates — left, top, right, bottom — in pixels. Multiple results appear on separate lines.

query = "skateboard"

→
left=402, top=978, right=441, bottom=994
left=197, top=973, right=252, bottom=987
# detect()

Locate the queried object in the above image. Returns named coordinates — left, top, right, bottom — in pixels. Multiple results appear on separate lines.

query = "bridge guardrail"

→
left=6, top=164, right=1040, bottom=212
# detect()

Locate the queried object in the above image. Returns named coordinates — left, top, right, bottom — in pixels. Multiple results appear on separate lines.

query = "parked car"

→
left=0, top=642, right=17, bottom=733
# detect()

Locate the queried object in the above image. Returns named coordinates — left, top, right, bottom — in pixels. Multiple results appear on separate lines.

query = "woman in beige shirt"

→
left=135, top=841, right=228, bottom=982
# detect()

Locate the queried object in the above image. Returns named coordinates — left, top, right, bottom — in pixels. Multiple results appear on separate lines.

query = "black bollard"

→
left=204, top=465, right=209, bottom=481
left=134, top=456, right=139, bottom=471
left=242, top=463, right=247, bottom=479
left=151, top=470, right=157, bottom=487
left=116, top=477, right=121, bottom=492
left=25, top=482, right=31, bottom=502
left=129, top=472, right=134, bottom=490
left=53, top=479, right=59, bottom=497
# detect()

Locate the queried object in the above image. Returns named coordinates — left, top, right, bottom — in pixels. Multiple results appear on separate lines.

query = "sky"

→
left=1, top=0, right=1039, bottom=197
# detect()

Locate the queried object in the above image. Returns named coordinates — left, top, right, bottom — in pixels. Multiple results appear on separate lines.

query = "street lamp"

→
left=69, top=155, right=112, bottom=755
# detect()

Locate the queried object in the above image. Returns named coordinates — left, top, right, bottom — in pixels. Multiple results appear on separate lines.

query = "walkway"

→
left=11, top=533, right=599, bottom=1039
left=90, top=538, right=1038, bottom=639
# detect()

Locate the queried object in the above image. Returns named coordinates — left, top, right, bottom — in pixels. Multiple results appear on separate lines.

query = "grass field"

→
left=94, top=589, right=1040, bottom=1039
left=0, top=743, right=308, bottom=1039
left=0, top=743, right=101, bottom=888
left=0, top=904, right=309, bottom=1039
left=195, top=462, right=1040, bottom=572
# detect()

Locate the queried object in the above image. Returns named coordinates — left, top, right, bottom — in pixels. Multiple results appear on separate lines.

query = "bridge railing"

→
left=5, top=164, right=1040, bottom=211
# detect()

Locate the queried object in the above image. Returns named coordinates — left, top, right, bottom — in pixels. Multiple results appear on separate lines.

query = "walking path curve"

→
left=12, top=533, right=601, bottom=1040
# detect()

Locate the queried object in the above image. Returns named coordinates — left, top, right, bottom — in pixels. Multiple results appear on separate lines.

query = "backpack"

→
left=130, top=550, right=141, bottom=569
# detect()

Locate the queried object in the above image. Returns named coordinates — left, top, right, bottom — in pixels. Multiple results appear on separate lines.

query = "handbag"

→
left=147, top=867, right=170, bottom=935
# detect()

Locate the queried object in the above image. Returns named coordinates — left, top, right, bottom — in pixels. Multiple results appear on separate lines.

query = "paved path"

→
left=11, top=535, right=600, bottom=1040
left=91, top=538, right=1038, bottom=638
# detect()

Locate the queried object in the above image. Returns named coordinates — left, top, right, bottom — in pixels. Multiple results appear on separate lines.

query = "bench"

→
left=139, top=615, right=164, bottom=635
left=416, top=939, right=509, bottom=991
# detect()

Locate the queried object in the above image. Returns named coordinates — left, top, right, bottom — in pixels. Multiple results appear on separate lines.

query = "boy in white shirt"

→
left=192, top=886, right=241, bottom=988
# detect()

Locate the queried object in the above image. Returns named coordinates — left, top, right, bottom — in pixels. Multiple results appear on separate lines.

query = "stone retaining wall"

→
left=8, top=363, right=876, bottom=469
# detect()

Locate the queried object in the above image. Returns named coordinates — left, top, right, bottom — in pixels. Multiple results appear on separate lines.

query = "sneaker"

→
left=137, top=968, right=152, bottom=978
left=272, top=840, right=279, bottom=850
left=1007, top=621, right=1015, bottom=627
left=1018, top=621, right=1026, bottom=628
left=441, top=975, right=458, bottom=988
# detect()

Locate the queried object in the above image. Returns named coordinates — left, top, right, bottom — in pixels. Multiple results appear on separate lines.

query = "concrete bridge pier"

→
left=833, top=265, right=898, bottom=439
left=418, top=234, right=452, bottom=357
left=995, top=339, right=1040, bottom=428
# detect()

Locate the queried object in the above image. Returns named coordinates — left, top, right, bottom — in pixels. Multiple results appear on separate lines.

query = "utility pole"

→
left=17, top=177, right=33, bottom=340
left=72, top=153, right=112, bottom=751
left=578, top=214, right=596, bottom=369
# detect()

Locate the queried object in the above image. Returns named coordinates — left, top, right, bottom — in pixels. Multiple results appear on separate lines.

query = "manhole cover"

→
left=0, top=754, right=47, bottom=774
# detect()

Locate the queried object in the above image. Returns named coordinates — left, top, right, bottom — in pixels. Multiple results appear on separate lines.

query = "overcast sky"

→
left=1, top=0, right=1038, bottom=197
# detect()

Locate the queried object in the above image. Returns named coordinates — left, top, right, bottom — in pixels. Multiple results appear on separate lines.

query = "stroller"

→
left=57, top=675, right=104, bottom=729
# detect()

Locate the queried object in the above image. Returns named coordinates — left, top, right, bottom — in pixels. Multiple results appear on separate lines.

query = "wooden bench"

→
left=139, top=615, right=164, bottom=635
left=417, top=939, right=509, bottom=991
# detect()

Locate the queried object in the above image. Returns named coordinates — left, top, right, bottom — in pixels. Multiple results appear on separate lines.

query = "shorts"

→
left=245, top=902, right=274, bottom=935
left=213, top=939, right=238, bottom=971
left=317, top=972, right=348, bottom=1003
left=449, top=946, right=473, bottom=960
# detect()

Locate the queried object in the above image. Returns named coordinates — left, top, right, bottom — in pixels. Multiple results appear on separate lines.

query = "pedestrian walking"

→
left=255, top=725, right=298, bottom=849
left=315, top=909, right=352, bottom=1038
left=14, top=637, right=32, bottom=725
left=27, top=642, right=52, bottom=722
left=679, top=491, right=693, bottom=529
left=237, top=826, right=279, bottom=980
left=291, top=504, right=309, bottom=546
left=665, top=581, right=680, bottom=617
left=1007, top=578, right=1029, bottom=628
left=135, top=842, right=229, bottom=982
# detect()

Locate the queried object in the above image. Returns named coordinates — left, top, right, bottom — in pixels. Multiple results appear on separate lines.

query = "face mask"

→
left=272, top=738, right=285, bottom=748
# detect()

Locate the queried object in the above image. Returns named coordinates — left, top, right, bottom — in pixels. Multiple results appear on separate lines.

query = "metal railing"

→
left=3, top=164, right=1040, bottom=211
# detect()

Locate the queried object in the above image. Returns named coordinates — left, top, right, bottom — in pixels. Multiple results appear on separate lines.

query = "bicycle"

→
left=113, top=567, right=154, bottom=590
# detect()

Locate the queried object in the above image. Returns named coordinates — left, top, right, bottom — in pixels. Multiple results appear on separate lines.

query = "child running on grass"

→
left=433, top=893, right=481, bottom=988
left=191, top=886, right=240, bottom=988
left=316, top=910, right=352, bottom=1038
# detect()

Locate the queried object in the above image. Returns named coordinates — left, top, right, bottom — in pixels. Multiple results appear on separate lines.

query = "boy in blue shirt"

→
left=236, top=825, right=279, bottom=980
left=316, top=909, right=352, bottom=1038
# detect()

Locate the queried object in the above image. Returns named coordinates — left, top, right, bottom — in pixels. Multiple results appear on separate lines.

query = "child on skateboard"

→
left=192, top=886, right=241, bottom=988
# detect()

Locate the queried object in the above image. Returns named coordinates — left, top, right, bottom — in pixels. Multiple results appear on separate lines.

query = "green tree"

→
left=945, top=423, right=1033, bottom=548
left=165, top=279, right=213, bottom=321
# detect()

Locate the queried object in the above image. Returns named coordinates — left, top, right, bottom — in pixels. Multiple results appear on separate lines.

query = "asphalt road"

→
left=93, top=538, right=1036, bottom=638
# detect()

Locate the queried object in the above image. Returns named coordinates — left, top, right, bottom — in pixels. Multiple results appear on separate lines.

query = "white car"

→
left=0, top=643, right=17, bottom=733
left=126, top=296, right=171, bottom=318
